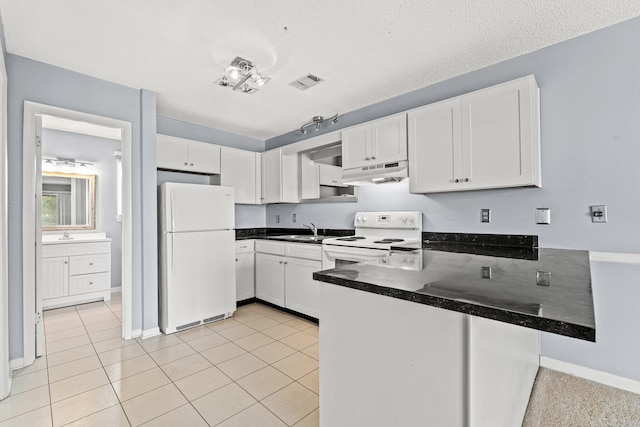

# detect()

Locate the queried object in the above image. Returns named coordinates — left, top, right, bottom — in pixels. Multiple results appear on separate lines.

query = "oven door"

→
left=322, top=244, right=389, bottom=269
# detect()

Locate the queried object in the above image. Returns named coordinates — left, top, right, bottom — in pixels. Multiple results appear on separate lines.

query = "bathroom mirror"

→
left=42, top=172, right=96, bottom=230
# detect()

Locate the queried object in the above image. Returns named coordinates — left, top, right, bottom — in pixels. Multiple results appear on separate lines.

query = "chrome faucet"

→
left=302, top=223, right=317, bottom=236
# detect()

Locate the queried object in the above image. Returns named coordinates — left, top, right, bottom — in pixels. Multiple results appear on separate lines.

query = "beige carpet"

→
left=523, top=368, right=640, bottom=426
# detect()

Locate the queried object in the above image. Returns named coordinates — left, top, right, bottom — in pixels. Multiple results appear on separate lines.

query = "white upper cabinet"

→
left=408, top=98, right=462, bottom=193
left=221, top=148, right=261, bottom=204
left=157, top=134, right=221, bottom=175
left=261, top=149, right=282, bottom=204
left=409, top=75, right=541, bottom=193
left=261, top=149, right=299, bottom=204
left=342, top=113, right=407, bottom=170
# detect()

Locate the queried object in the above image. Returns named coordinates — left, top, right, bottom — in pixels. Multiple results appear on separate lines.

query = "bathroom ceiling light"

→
left=42, top=157, right=94, bottom=168
left=299, top=114, right=340, bottom=134
left=214, top=56, right=270, bottom=94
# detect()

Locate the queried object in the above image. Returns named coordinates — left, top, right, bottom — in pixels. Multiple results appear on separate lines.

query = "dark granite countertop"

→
left=235, top=227, right=354, bottom=244
left=313, top=246, right=595, bottom=342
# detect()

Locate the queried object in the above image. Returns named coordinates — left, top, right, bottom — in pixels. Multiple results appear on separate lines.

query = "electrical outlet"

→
left=276, top=214, right=280, bottom=224
left=481, top=266, right=492, bottom=279
left=292, top=214, right=297, bottom=223
left=535, top=208, right=550, bottom=225
left=481, top=209, right=491, bottom=223
left=590, top=205, right=607, bottom=223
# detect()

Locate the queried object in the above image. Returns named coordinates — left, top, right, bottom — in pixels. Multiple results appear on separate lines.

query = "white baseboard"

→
left=130, top=329, right=142, bottom=339
left=589, top=251, right=640, bottom=265
left=141, top=327, right=161, bottom=339
left=110, top=287, right=122, bottom=294
left=540, top=356, right=640, bottom=394
left=9, top=358, right=24, bottom=371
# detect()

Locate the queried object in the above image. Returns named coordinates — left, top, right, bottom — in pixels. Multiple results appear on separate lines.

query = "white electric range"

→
left=322, top=211, right=423, bottom=270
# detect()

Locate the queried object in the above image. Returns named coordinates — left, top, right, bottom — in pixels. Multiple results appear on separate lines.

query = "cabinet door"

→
left=318, top=164, right=346, bottom=187
left=284, top=258, right=321, bottom=319
left=371, top=113, right=407, bottom=164
left=157, top=137, right=189, bottom=171
left=261, top=149, right=281, bottom=204
left=461, top=76, right=540, bottom=189
left=42, top=256, right=68, bottom=299
left=236, top=252, right=255, bottom=301
left=255, top=253, right=285, bottom=306
left=342, top=125, right=371, bottom=169
left=188, top=142, right=221, bottom=175
left=221, top=148, right=258, bottom=204
left=408, top=99, right=462, bottom=193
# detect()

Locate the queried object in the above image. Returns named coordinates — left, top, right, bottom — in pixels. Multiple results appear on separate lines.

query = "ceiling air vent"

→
left=289, top=74, right=324, bottom=91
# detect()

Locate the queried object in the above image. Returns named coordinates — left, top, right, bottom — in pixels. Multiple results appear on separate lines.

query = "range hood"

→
left=342, top=160, right=409, bottom=185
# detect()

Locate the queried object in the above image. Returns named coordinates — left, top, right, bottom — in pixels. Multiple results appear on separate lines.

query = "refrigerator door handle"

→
left=170, top=190, right=176, bottom=231
left=170, top=233, right=176, bottom=275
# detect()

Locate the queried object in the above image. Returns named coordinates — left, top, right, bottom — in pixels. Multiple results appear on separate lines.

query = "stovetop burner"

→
left=373, top=238, right=405, bottom=243
left=336, top=236, right=367, bottom=241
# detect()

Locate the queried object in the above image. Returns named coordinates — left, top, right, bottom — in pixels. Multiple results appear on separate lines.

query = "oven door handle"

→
left=323, top=245, right=388, bottom=260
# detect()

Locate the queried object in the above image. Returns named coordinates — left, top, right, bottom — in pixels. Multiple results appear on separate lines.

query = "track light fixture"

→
left=299, top=114, right=340, bottom=134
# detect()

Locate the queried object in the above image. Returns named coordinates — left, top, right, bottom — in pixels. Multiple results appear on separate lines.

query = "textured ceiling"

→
left=2, top=1, right=640, bottom=140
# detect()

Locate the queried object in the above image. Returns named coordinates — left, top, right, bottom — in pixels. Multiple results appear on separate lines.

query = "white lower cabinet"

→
left=42, top=240, right=112, bottom=309
left=255, top=240, right=322, bottom=318
left=235, top=240, right=255, bottom=301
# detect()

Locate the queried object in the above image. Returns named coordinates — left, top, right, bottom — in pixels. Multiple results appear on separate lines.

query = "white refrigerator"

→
left=159, top=182, right=236, bottom=334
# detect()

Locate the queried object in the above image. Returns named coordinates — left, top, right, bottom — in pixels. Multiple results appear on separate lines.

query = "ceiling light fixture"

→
left=42, top=157, right=94, bottom=168
left=299, top=114, right=340, bottom=134
left=214, top=56, right=270, bottom=95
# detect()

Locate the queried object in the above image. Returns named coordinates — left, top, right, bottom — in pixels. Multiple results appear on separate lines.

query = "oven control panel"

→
left=354, top=211, right=422, bottom=229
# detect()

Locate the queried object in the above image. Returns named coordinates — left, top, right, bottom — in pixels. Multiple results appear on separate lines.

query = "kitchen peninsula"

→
left=314, top=240, right=594, bottom=427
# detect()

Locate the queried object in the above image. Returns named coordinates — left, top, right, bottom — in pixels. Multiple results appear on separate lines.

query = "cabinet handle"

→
left=235, top=258, right=238, bottom=262
left=190, top=163, right=194, bottom=166
left=64, top=261, right=68, bottom=264
left=89, top=262, right=93, bottom=266
left=284, top=261, right=288, bottom=264
left=464, top=178, right=469, bottom=182
left=184, top=162, right=188, bottom=166
left=371, top=156, right=376, bottom=160
left=89, top=282, right=93, bottom=285
left=365, top=157, right=370, bottom=161
left=454, top=179, right=460, bottom=183
left=279, top=261, right=283, bottom=264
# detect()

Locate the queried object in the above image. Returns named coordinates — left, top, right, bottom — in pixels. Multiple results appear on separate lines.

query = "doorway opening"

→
left=22, top=102, right=133, bottom=366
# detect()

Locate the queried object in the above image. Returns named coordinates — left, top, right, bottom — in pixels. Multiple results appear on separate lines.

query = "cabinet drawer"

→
left=42, top=241, right=110, bottom=258
left=255, top=240, right=285, bottom=255
left=235, top=240, right=255, bottom=253
left=285, top=243, right=322, bottom=261
left=69, top=254, right=110, bottom=275
left=69, top=273, right=110, bottom=295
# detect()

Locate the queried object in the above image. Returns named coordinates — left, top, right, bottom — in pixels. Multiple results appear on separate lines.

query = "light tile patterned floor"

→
left=0, top=294, right=319, bottom=426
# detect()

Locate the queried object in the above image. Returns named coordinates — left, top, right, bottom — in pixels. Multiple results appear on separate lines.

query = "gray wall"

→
left=6, top=54, right=154, bottom=358
left=267, top=16, right=640, bottom=253
left=266, top=17, right=640, bottom=380
left=41, top=128, right=122, bottom=289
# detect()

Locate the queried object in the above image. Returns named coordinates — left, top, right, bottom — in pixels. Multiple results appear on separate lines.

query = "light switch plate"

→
left=590, top=205, right=607, bottom=223
left=536, top=271, right=551, bottom=287
left=535, top=208, right=551, bottom=225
